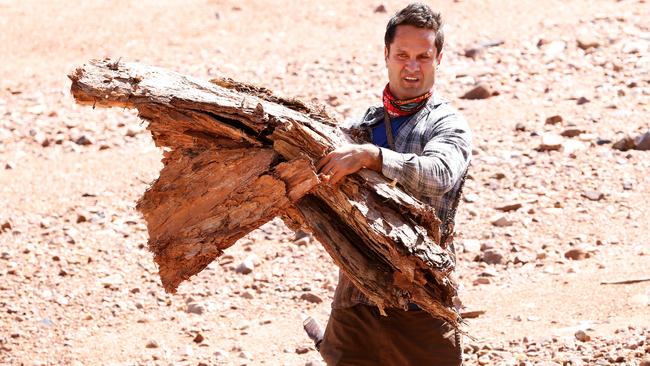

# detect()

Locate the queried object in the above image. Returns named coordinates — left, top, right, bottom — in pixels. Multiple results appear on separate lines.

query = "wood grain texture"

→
left=69, top=58, right=460, bottom=326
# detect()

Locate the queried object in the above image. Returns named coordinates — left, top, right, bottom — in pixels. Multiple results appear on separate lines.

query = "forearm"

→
left=360, top=144, right=382, bottom=172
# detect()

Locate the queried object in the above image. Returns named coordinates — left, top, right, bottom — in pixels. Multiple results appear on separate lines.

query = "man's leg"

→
left=320, top=305, right=462, bottom=366
left=319, top=305, right=380, bottom=366
left=383, top=307, right=462, bottom=366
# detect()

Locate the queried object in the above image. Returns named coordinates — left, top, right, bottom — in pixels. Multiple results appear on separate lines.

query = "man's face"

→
left=384, top=25, right=443, bottom=100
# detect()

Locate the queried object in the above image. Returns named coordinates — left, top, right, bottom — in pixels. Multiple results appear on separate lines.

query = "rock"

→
left=300, top=292, right=323, bottom=304
left=574, top=330, right=591, bottom=342
left=463, top=193, right=479, bottom=203
left=538, top=134, right=563, bottom=151
left=186, top=302, right=206, bottom=315
left=496, top=202, right=522, bottom=212
left=145, top=340, right=159, bottom=348
left=461, top=84, right=494, bottom=100
left=482, top=249, right=504, bottom=265
left=464, top=46, right=483, bottom=59
left=612, top=136, right=636, bottom=151
left=621, top=40, right=649, bottom=54
left=238, top=351, right=252, bottom=359
left=564, top=248, right=590, bottom=260
left=477, top=354, right=491, bottom=365
left=623, top=179, right=635, bottom=190
left=125, top=127, right=141, bottom=137
left=193, top=332, right=204, bottom=343
left=582, top=191, right=604, bottom=201
left=561, top=140, right=587, bottom=155
left=294, top=236, right=310, bottom=247
left=240, top=290, right=255, bottom=300
left=4, top=161, right=15, bottom=170
left=491, top=215, right=514, bottom=227
left=295, top=346, right=310, bottom=354
left=576, top=96, right=590, bottom=105
left=235, top=257, right=255, bottom=274
left=515, top=122, right=527, bottom=132
left=75, top=134, right=94, bottom=146
left=473, top=277, right=491, bottom=285
left=561, top=128, right=585, bottom=138
left=305, top=360, right=325, bottom=366
left=99, top=274, right=124, bottom=288
left=513, top=252, right=536, bottom=264
left=462, top=239, right=481, bottom=253
left=577, top=35, right=600, bottom=50
left=545, top=115, right=563, bottom=125
left=543, top=40, right=566, bottom=60
left=214, top=349, right=230, bottom=360
left=634, top=131, right=650, bottom=151
left=639, top=358, right=650, bottom=366
left=1, top=221, right=12, bottom=232
left=76, top=212, right=88, bottom=223
left=373, top=4, right=386, bottom=13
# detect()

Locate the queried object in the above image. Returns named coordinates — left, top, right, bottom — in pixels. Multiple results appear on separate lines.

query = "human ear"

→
left=436, top=52, right=443, bottom=66
left=384, top=46, right=389, bottom=65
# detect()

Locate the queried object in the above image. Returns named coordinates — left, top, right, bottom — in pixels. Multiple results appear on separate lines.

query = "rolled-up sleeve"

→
left=379, top=115, right=472, bottom=197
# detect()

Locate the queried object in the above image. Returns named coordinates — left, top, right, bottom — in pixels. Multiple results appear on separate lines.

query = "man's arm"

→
left=317, top=114, right=471, bottom=196
left=316, top=144, right=382, bottom=185
left=379, top=116, right=471, bottom=196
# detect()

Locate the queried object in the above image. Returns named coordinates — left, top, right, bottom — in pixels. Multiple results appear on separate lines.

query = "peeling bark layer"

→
left=69, top=58, right=460, bottom=326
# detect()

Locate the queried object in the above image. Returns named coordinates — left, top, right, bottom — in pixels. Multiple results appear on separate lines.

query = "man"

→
left=315, top=3, right=472, bottom=365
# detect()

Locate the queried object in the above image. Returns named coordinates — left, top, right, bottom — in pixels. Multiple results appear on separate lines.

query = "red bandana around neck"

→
left=382, top=84, right=432, bottom=118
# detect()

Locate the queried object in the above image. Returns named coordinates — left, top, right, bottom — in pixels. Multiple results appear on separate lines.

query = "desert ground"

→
left=1, top=0, right=649, bottom=365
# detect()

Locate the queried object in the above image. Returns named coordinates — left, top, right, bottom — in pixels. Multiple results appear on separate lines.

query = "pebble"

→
left=574, top=330, right=591, bottom=342
left=577, top=35, right=600, bottom=50
left=1, top=221, right=12, bottom=232
left=186, top=302, right=206, bottom=315
left=235, top=257, right=255, bottom=274
left=564, top=248, right=590, bottom=260
left=295, top=346, right=310, bottom=354
left=496, top=202, right=522, bottom=212
left=145, top=340, right=159, bottom=348
left=545, top=115, right=563, bottom=125
left=305, top=360, right=325, bottom=366
left=582, top=191, right=604, bottom=201
left=462, top=239, right=481, bottom=253
left=473, top=277, right=491, bottom=285
left=193, top=333, right=205, bottom=343
left=373, top=4, right=386, bottom=13
left=240, top=290, right=255, bottom=300
left=300, top=292, right=323, bottom=304
left=482, top=249, right=504, bottom=265
left=538, top=134, right=563, bottom=151
left=75, top=134, right=94, bottom=146
left=491, top=215, right=514, bottom=227
left=461, top=84, right=493, bottom=100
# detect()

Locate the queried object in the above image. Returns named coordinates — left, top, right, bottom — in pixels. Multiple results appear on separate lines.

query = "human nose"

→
left=404, top=59, right=419, bottom=72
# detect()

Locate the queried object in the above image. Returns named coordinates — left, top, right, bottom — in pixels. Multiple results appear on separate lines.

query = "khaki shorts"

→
left=319, top=305, right=462, bottom=366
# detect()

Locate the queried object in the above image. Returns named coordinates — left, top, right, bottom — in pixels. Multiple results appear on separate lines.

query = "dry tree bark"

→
left=68, top=58, right=460, bottom=326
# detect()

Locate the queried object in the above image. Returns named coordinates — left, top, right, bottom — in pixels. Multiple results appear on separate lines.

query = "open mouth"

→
left=403, top=76, right=419, bottom=83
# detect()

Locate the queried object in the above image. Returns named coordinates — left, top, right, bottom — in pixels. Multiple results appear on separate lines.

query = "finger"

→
left=329, top=168, right=349, bottom=186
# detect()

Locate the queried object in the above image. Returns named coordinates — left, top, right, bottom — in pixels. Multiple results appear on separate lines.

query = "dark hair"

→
left=384, top=3, right=444, bottom=55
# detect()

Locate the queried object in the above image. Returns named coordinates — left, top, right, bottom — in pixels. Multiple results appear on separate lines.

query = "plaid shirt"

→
left=333, top=92, right=473, bottom=309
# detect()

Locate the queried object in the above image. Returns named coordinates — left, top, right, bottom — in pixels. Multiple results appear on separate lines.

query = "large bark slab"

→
left=68, top=58, right=460, bottom=326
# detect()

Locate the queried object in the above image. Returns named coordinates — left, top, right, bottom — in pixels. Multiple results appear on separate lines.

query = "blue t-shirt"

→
left=371, top=115, right=410, bottom=148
